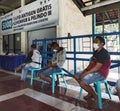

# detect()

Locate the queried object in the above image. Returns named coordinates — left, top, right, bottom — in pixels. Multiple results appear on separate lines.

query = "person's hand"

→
left=47, top=63, right=52, bottom=67
left=79, top=76, right=83, bottom=80
left=79, top=72, right=88, bottom=80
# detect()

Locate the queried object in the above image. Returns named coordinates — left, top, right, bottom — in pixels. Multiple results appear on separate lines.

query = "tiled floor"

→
left=0, top=70, right=120, bottom=111
left=0, top=95, right=60, bottom=111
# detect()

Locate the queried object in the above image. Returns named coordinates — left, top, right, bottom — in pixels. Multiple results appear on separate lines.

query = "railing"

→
left=33, top=32, right=120, bottom=83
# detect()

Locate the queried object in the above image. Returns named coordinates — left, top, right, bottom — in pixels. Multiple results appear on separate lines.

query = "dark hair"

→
left=31, top=44, right=36, bottom=49
left=96, top=36, right=105, bottom=45
left=51, top=42, right=59, bottom=47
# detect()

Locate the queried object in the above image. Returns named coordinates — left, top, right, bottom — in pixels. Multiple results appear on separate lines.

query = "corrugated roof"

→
left=72, top=0, right=120, bottom=25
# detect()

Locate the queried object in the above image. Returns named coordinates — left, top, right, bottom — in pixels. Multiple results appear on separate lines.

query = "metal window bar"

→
left=33, top=32, right=120, bottom=81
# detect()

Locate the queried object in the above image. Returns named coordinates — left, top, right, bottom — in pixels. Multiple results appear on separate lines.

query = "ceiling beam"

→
left=72, top=0, right=85, bottom=9
left=81, top=0, right=120, bottom=16
left=96, top=19, right=118, bottom=25
left=84, top=0, right=92, bottom=4
left=104, top=11, right=113, bottom=24
left=82, top=0, right=120, bottom=11
left=0, top=4, right=14, bottom=10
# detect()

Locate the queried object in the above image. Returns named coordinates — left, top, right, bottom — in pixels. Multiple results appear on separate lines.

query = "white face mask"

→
left=53, top=49, right=57, bottom=52
left=93, top=43, right=99, bottom=50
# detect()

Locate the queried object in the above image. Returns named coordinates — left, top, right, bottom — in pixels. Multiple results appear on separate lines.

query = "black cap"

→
left=31, top=44, right=36, bottom=49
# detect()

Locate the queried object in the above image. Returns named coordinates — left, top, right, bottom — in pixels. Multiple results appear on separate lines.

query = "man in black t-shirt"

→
left=92, top=46, right=111, bottom=78
left=74, top=36, right=111, bottom=108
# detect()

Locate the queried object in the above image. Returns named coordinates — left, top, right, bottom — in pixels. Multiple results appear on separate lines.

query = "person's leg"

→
left=16, top=63, right=26, bottom=72
left=15, top=65, right=21, bottom=72
left=40, top=74, right=52, bottom=83
left=79, top=80, right=98, bottom=103
left=40, top=67, right=61, bottom=84
left=21, top=64, right=30, bottom=80
left=116, top=79, right=120, bottom=100
left=74, top=71, right=92, bottom=99
left=74, top=74, right=79, bottom=80
left=40, top=67, right=54, bottom=83
left=78, top=72, right=105, bottom=105
left=74, top=71, right=83, bottom=82
left=117, top=90, right=120, bottom=100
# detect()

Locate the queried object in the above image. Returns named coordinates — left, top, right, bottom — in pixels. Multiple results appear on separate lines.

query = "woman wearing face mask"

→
left=39, top=42, right=66, bottom=86
left=74, top=36, right=111, bottom=108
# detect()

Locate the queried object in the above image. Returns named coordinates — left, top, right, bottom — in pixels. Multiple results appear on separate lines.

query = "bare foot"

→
left=93, top=95, right=98, bottom=108
left=15, top=66, right=21, bottom=71
left=86, top=96, right=99, bottom=109
left=84, top=94, right=93, bottom=101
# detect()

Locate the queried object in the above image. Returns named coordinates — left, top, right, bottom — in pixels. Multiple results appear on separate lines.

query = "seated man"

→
left=116, top=79, right=120, bottom=100
left=74, top=36, right=111, bottom=106
left=40, top=42, right=66, bottom=85
left=21, top=44, right=41, bottom=81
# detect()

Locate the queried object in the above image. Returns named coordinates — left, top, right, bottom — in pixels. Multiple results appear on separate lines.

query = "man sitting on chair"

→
left=21, top=44, right=41, bottom=81
left=40, top=42, right=66, bottom=85
left=74, top=36, right=111, bottom=106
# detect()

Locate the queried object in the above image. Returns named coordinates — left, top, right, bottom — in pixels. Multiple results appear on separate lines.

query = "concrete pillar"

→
left=118, top=9, right=120, bottom=32
left=21, top=0, right=27, bottom=54
left=0, top=36, right=2, bottom=54
left=57, top=0, right=64, bottom=37
left=118, top=9, right=120, bottom=78
left=21, top=0, right=25, bottom=7
left=102, top=13, right=105, bottom=34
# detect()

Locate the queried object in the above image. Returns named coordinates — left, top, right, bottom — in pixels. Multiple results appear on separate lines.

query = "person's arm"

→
left=49, top=49, right=66, bottom=67
left=80, top=62, right=103, bottom=79
left=47, top=53, right=57, bottom=67
left=47, top=63, right=57, bottom=67
left=56, top=50, right=66, bottom=67
left=85, top=62, right=93, bottom=71
left=24, top=51, right=33, bottom=63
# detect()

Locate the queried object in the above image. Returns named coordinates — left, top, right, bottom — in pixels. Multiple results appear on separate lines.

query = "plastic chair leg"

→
left=62, top=74, right=67, bottom=88
left=105, top=82, right=112, bottom=99
left=52, top=74, right=55, bottom=94
left=96, top=82, right=102, bottom=109
left=30, top=70, right=34, bottom=86
left=78, top=88, right=83, bottom=101
left=56, top=75, right=59, bottom=85
left=41, top=80, right=45, bottom=89
left=23, top=69, right=28, bottom=82
left=94, top=83, right=97, bottom=92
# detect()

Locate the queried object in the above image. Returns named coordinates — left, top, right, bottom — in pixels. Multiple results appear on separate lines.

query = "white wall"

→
left=57, top=0, right=92, bottom=72
left=57, top=0, right=92, bottom=37
left=27, top=27, right=56, bottom=51
left=57, top=0, right=65, bottom=37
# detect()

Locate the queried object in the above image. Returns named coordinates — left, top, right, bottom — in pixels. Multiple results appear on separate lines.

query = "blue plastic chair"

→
left=78, top=80, right=112, bottom=109
left=27, top=66, right=41, bottom=85
left=41, top=70, right=67, bottom=94
left=25, top=56, right=42, bottom=85
left=52, top=71, right=67, bottom=94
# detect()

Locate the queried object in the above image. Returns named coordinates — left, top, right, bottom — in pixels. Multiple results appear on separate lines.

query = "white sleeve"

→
left=32, top=50, right=41, bottom=63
